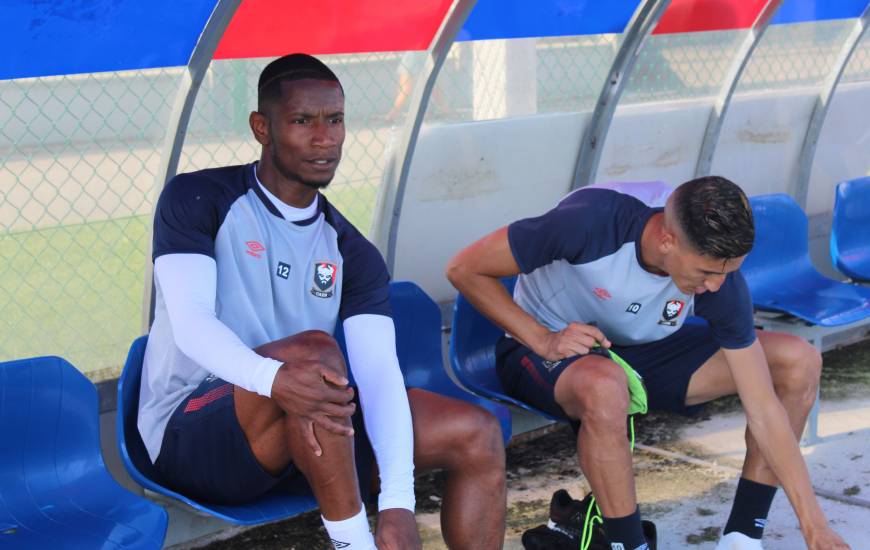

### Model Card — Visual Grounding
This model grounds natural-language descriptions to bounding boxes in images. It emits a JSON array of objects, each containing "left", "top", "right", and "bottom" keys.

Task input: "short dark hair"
[
  {"left": 671, "top": 175, "right": 754, "bottom": 258},
  {"left": 257, "top": 53, "right": 343, "bottom": 112}
]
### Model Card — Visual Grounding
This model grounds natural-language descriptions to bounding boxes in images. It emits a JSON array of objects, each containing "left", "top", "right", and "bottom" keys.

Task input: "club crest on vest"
[
  {"left": 311, "top": 261, "right": 338, "bottom": 298},
  {"left": 657, "top": 299, "right": 684, "bottom": 326}
]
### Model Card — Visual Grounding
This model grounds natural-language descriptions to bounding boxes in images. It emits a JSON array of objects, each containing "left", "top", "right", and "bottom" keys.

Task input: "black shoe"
[
  {"left": 642, "top": 518, "right": 657, "bottom": 550},
  {"left": 521, "top": 490, "right": 658, "bottom": 550},
  {"left": 522, "top": 490, "right": 608, "bottom": 550}
]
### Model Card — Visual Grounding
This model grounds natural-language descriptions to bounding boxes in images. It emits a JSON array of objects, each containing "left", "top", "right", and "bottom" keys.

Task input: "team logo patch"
[
  {"left": 626, "top": 302, "right": 642, "bottom": 314},
  {"left": 276, "top": 261, "right": 291, "bottom": 280},
  {"left": 658, "top": 299, "right": 685, "bottom": 326},
  {"left": 245, "top": 240, "right": 265, "bottom": 258},
  {"left": 311, "top": 261, "right": 338, "bottom": 298},
  {"left": 592, "top": 287, "right": 612, "bottom": 300}
]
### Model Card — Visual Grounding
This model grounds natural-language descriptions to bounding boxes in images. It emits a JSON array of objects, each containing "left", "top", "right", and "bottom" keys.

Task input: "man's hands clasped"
[{"left": 270, "top": 359, "right": 356, "bottom": 456}]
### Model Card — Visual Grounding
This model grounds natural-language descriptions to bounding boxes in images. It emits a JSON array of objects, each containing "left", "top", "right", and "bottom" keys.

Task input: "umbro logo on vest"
[
  {"left": 593, "top": 287, "right": 612, "bottom": 300},
  {"left": 245, "top": 241, "right": 265, "bottom": 258},
  {"left": 311, "top": 261, "right": 337, "bottom": 298}
]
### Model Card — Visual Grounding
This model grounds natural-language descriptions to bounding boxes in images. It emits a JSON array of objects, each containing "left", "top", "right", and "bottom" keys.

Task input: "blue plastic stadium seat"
[
  {"left": 336, "top": 281, "right": 512, "bottom": 443},
  {"left": 449, "top": 277, "right": 565, "bottom": 422},
  {"left": 118, "top": 342, "right": 319, "bottom": 525},
  {"left": 0, "top": 356, "right": 167, "bottom": 549},
  {"left": 117, "top": 281, "right": 510, "bottom": 525},
  {"left": 831, "top": 177, "right": 870, "bottom": 281},
  {"left": 742, "top": 194, "right": 870, "bottom": 326}
]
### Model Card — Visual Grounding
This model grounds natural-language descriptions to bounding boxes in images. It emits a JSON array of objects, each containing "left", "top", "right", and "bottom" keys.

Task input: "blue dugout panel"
[
  {"left": 773, "top": 0, "right": 868, "bottom": 25},
  {"left": 2, "top": 0, "right": 217, "bottom": 80},
  {"left": 457, "top": 0, "right": 641, "bottom": 40}
]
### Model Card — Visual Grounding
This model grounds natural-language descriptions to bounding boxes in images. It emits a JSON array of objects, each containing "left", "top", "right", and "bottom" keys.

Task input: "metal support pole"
[
  {"left": 793, "top": 5, "right": 870, "bottom": 208},
  {"left": 375, "top": 0, "right": 478, "bottom": 273},
  {"left": 141, "top": 0, "right": 242, "bottom": 332},
  {"left": 571, "top": 0, "right": 672, "bottom": 191},
  {"left": 695, "top": 0, "right": 784, "bottom": 177},
  {"left": 804, "top": 337, "right": 822, "bottom": 445}
]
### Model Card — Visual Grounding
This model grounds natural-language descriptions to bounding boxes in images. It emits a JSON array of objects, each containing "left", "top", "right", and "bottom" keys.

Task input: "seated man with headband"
[{"left": 138, "top": 53, "right": 506, "bottom": 550}]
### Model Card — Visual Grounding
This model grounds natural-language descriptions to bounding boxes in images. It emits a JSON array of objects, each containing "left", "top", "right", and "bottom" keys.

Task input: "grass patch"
[
  {"left": 0, "top": 184, "right": 379, "bottom": 381},
  {"left": 322, "top": 183, "right": 379, "bottom": 234},
  {"left": 0, "top": 215, "right": 150, "bottom": 380}
]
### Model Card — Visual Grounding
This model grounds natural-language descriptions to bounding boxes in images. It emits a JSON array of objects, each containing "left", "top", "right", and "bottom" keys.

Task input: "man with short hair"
[
  {"left": 138, "top": 53, "right": 506, "bottom": 550},
  {"left": 447, "top": 177, "right": 849, "bottom": 550}
]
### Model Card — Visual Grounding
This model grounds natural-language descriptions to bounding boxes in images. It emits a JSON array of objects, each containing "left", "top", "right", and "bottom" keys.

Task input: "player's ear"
[
  {"left": 250, "top": 110, "right": 270, "bottom": 146},
  {"left": 659, "top": 226, "right": 676, "bottom": 253}
]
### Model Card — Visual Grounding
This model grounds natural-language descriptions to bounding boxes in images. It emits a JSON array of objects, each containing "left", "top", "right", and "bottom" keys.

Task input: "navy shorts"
[
  {"left": 154, "top": 375, "right": 374, "bottom": 505},
  {"left": 495, "top": 322, "right": 721, "bottom": 421}
]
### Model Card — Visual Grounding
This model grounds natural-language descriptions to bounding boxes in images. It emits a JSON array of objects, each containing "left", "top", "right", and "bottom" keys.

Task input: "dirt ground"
[{"left": 191, "top": 336, "right": 870, "bottom": 550}]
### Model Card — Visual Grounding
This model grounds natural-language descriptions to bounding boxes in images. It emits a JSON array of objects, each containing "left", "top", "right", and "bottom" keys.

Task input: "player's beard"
[{"left": 269, "top": 140, "right": 335, "bottom": 190}]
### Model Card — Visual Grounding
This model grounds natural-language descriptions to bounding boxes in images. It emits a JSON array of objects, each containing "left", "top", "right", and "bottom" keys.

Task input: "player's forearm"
[
  {"left": 358, "top": 366, "right": 414, "bottom": 511},
  {"left": 447, "top": 266, "right": 549, "bottom": 353},
  {"left": 730, "top": 343, "right": 829, "bottom": 536},
  {"left": 155, "top": 254, "right": 281, "bottom": 396},
  {"left": 744, "top": 399, "right": 828, "bottom": 534},
  {"left": 343, "top": 315, "right": 415, "bottom": 512}
]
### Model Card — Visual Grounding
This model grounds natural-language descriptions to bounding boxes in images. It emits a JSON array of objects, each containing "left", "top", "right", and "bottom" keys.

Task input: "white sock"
[
  {"left": 321, "top": 506, "right": 376, "bottom": 550},
  {"left": 715, "top": 531, "right": 764, "bottom": 550}
]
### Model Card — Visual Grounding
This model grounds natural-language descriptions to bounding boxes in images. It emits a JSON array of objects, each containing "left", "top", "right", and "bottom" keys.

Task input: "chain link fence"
[
  {"left": 1, "top": 54, "right": 429, "bottom": 381},
  {"left": 622, "top": 30, "right": 746, "bottom": 104},
  {"left": 738, "top": 20, "right": 855, "bottom": 93},
  {"left": 1, "top": 69, "right": 179, "bottom": 381},
  {"left": 5, "top": 20, "right": 870, "bottom": 381},
  {"left": 840, "top": 28, "right": 870, "bottom": 84},
  {"left": 179, "top": 53, "right": 431, "bottom": 233},
  {"left": 426, "top": 36, "right": 618, "bottom": 123}
]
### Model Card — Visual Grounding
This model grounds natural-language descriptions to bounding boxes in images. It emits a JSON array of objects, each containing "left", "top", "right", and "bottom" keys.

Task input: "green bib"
[{"left": 605, "top": 348, "right": 648, "bottom": 416}]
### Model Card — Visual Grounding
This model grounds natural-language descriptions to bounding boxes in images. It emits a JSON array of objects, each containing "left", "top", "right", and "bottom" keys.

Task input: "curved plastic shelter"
[
  {"left": 4, "top": 0, "right": 870, "bottom": 375},
  {"left": 4, "top": 0, "right": 870, "bottom": 544}
]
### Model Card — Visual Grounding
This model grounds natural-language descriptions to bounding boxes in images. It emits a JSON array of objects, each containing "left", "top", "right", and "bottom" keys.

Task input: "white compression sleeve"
[
  {"left": 153, "top": 253, "right": 282, "bottom": 397},
  {"left": 342, "top": 314, "right": 415, "bottom": 512}
]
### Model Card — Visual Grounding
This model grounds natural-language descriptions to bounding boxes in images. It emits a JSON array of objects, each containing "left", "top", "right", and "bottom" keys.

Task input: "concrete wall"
[{"left": 389, "top": 82, "right": 870, "bottom": 302}]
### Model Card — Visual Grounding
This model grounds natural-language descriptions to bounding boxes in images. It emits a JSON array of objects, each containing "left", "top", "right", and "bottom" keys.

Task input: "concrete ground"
[
  {"left": 485, "top": 399, "right": 868, "bottom": 549},
  {"left": 181, "top": 341, "right": 870, "bottom": 550}
]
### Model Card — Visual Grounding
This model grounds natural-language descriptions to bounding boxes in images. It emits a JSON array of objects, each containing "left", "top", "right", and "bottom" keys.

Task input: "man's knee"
[
  {"left": 256, "top": 329, "right": 348, "bottom": 377},
  {"left": 768, "top": 335, "right": 822, "bottom": 402},
  {"left": 450, "top": 406, "right": 505, "bottom": 470},
  {"left": 555, "top": 357, "right": 629, "bottom": 425}
]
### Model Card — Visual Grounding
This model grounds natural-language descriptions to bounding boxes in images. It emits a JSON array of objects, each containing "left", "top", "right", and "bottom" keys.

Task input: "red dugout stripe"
[
  {"left": 214, "top": 0, "right": 453, "bottom": 59},
  {"left": 184, "top": 383, "right": 233, "bottom": 413},
  {"left": 654, "top": 0, "right": 770, "bottom": 34}
]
